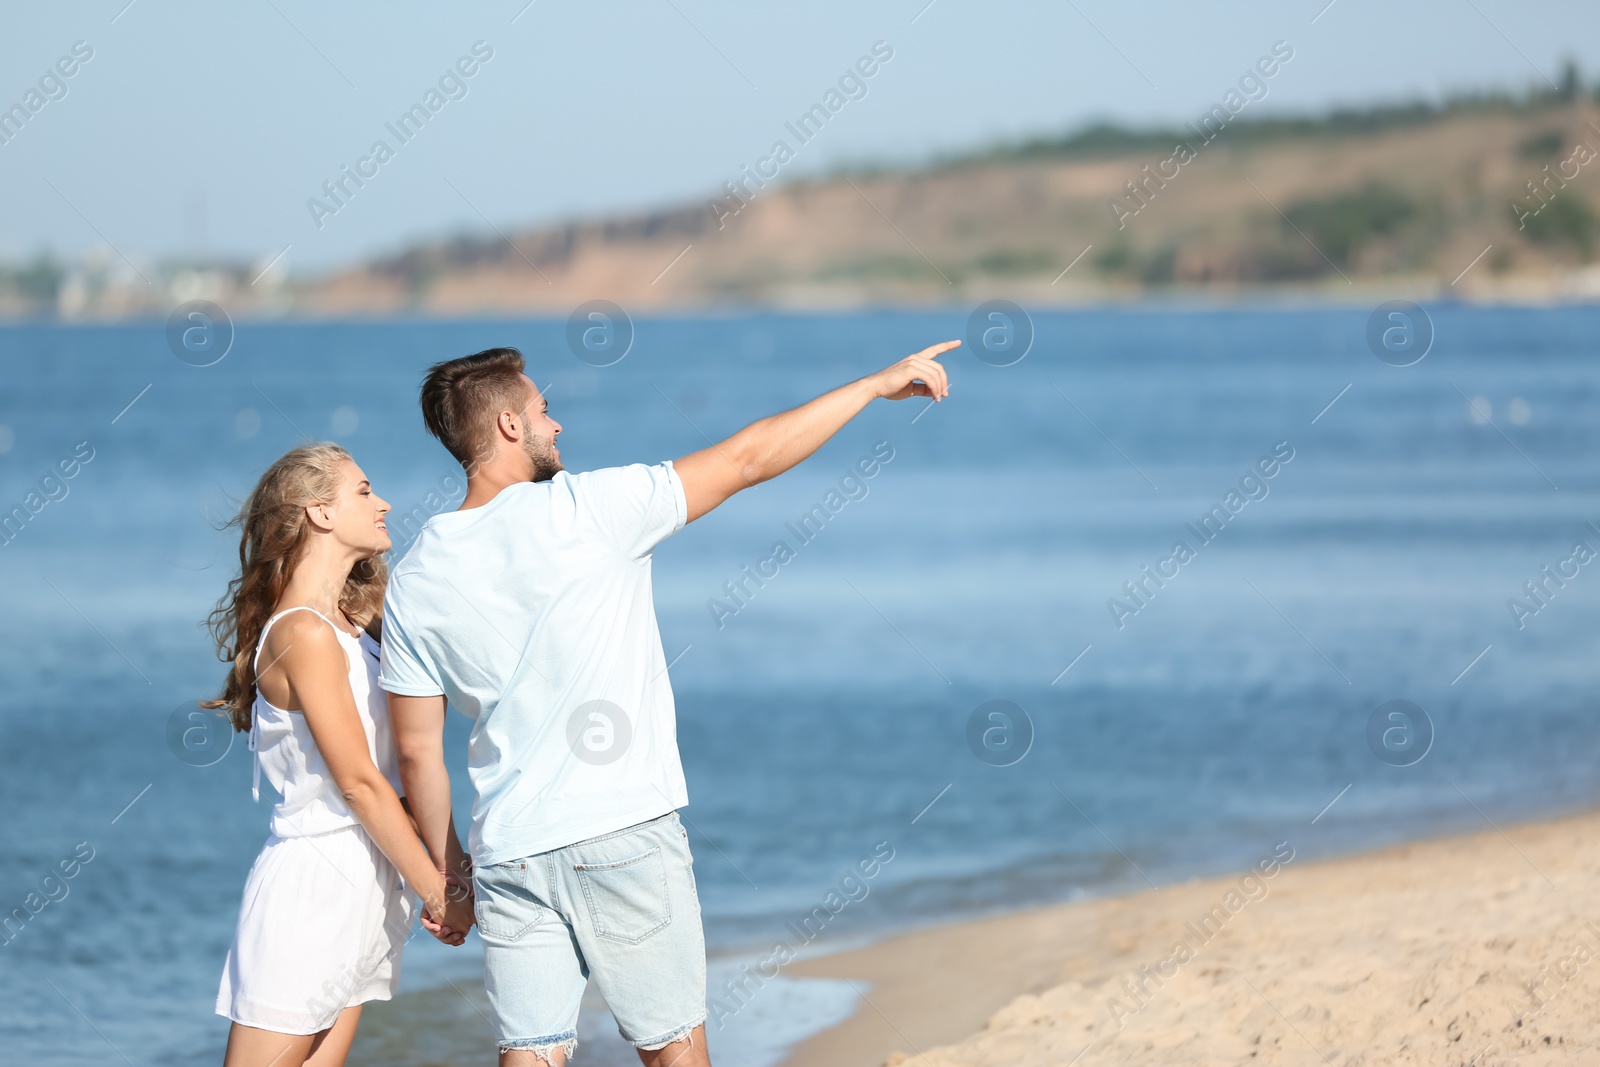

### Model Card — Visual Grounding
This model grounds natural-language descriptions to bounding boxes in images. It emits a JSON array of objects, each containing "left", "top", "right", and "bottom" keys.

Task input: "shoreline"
[
  {"left": 5, "top": 288, "right": 1600, "bottom": 328},
  {"left": 776, "top": 807, "right": 1600, "bottom": 1067}
]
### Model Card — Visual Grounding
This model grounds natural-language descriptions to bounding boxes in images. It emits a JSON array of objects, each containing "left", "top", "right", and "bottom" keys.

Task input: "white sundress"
[{"left": 215, "top": 606, "right": 417, "bottom": 1035}]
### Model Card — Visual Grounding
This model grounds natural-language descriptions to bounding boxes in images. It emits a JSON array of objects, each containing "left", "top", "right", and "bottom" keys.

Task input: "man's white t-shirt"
[{"left": 379, "top": 461, "right": 690, "bottom": 866}]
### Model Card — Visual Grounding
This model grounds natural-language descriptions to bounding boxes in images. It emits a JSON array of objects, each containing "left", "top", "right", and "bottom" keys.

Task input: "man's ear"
[{"left": 497, "top": 408, "right": 520, "bottom": 442}]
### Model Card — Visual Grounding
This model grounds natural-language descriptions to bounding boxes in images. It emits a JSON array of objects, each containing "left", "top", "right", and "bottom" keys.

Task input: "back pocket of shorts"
[
  {"left": 575, "top": 846, "right": 671, "bottom": 945},
  {"left": 473, "top": 862, "right": 547, "bottom": 944}
]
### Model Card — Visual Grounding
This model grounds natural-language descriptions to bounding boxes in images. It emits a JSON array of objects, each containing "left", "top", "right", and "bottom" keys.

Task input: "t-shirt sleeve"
[
  {"left": 580, "top": 460, "right": 689, "bottom": 561},
  {"left": 378, "top": 585, "right": 446, "bottom": 697}
]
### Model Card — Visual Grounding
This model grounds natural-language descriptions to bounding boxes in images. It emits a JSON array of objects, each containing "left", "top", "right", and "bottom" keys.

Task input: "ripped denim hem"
[
  {"left": 632, "top": 1013, "right": 707, "bottom": 1052},
  {"left": 498, "top": 1033, "right": 578, "bottom": 1063}
]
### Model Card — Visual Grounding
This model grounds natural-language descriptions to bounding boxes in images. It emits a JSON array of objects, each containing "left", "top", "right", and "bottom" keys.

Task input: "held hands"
[
  {"left": 867, "top": 340, "right": 959, "bottom": 402},
  {"left": 420, "top": 867, "right": 475, "bottom": 946}
]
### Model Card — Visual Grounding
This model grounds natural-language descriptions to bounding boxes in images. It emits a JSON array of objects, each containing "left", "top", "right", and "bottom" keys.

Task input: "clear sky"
[{"left": 3, "top": 0, "right": 1598, "bottom": 272}]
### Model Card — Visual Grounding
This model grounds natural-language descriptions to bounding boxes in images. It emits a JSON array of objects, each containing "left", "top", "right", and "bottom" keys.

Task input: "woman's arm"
[{"left": 273, "top": 615, "right": 474, "bottom": 936}]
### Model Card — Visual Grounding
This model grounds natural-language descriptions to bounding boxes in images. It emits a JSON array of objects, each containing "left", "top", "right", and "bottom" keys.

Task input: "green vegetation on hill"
[
  {"left": 0, "top": 256, "right": 64, "bottom": 304},
  {"left": 1283, "top": 183, "right": 1417, "bottom": 268},
  {"left": 927, "top": 60, "right": 1596, "bottom": 171},
  {"left": 1519, "top": 129, "right": 1568, "bottom": 160},
  {"left": 1523, "top": 195, "right": 1598, "bottom": 257}
]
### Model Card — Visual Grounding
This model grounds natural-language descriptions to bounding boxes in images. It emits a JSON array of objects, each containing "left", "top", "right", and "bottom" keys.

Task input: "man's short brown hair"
[{"left": 419, "top": 347, "right": 529, "bottom": 468}]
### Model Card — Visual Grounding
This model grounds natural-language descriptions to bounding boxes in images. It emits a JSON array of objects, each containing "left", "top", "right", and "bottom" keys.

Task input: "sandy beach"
[{"left": 781, "top": 810, "right": 1600, "bottom": 1067}]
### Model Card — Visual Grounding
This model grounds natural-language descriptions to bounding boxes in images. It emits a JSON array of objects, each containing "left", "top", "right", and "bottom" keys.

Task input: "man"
[{"left": 383, "top": 339, "right": 956, "bottom": 1066}]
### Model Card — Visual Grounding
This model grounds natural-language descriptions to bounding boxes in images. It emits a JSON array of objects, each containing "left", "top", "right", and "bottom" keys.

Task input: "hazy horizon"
[{"left": 4, "top": 0, "right": 1600, "bottom": 274}]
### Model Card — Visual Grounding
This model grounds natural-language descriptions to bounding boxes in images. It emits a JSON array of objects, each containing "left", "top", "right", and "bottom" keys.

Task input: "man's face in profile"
[{"left": 519, "top": 374, "right": 563, "bottom": 483}]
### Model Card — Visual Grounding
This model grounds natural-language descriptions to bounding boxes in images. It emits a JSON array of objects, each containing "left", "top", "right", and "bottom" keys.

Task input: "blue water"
[{"left": 3, "top": 305, "right": 1600, "bottom": 1065}]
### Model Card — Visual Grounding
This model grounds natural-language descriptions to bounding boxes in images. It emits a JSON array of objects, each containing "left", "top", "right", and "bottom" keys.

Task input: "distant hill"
[{"left": 9, "top": 77, "right": 1600, "bottom": 320}]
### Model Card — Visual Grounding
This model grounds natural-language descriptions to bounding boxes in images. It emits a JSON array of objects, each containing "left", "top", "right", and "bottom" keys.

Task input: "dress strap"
[
  {"left": 253, "top": 606, "right": 344, "bottom": 670},
  {"left": 251, "top": 715, "right": 261, "bottom": 804}
]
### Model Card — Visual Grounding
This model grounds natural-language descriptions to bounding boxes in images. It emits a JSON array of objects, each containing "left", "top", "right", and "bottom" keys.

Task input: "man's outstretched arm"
[{"left": 675, "top": 339, "right": 958, "bottom": 523}]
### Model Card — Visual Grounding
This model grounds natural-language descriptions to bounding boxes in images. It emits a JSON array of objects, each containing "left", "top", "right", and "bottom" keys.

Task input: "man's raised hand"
[{"left": 868, "top": 340, "right": 959, "bottom": 402}]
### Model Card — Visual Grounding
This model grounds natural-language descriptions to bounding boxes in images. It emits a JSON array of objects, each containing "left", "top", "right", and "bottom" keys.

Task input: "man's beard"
[{"left": 523, "top": 433, "right": 564, "bottom": 482}]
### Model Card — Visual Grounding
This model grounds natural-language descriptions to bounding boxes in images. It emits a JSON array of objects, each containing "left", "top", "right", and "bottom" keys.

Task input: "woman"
[{"left": 205, "top": 443, "right": 473, "bottom": 1067}]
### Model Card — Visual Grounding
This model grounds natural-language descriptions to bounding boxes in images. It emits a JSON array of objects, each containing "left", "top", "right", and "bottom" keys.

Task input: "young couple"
[{"left": 206, "top": 338, "right": 956, "bottom": 1066}]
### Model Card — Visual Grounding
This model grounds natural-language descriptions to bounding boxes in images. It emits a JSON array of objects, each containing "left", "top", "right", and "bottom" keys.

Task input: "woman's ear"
[{"left": 305, "top": 502, "right": 335, "bottom": 532}]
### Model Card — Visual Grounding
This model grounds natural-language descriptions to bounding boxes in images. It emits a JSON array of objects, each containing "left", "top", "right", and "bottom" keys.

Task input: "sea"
[{"left": 2, "top": 303, "right": 1600, "bottom": 1066}]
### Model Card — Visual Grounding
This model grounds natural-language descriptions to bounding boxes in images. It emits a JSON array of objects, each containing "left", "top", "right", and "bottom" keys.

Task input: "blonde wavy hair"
[{"left": 203, "top": 443, "right": 386, "bottom": 732}]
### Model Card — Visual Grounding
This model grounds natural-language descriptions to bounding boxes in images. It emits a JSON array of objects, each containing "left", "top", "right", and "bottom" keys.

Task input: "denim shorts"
[{"left": 473, "top": 810, "right": 706, "bottom": 1057}]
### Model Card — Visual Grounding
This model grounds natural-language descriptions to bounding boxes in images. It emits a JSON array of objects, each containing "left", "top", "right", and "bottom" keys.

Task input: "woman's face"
[{"left": 326, "top": 459, "right": 392, "bottom": 555}]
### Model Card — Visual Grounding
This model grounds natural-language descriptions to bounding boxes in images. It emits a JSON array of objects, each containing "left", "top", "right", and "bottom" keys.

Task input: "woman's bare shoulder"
[{"left": 262, "top": 609, "right": 346, "bottom": 666}]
